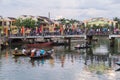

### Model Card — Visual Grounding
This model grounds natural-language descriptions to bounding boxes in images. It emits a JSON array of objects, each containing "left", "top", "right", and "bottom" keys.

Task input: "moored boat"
[
  {"left": 26, "top": 42, "right": 53, "bottom": 48},
  {"left": 52, "top": 41, "right": 69, "bottom": 46},
  {"left": 74, "top": 46, "right": 90, "bottom": 49}
]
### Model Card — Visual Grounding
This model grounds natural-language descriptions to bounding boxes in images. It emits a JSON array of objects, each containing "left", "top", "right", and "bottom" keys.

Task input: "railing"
[{"left": 8, "top": 30, "right": 119, "bottom": 39}]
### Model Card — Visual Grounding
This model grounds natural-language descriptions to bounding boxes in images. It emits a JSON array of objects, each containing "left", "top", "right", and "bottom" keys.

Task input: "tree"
[
  {"left": 113, "top": 17, "right": 120, "bottom": 24},
  {"left": 113, "top": 17, "right": 120, "bottom": 28},
  {"left": 22, "top": 18, "right": 36, "bottom": 28},
  {"left": 14, "top": 18, "right": 23, "bottom": 28},
  {"left": 14, "top": 18, "right": 36, "bottom": 28}
]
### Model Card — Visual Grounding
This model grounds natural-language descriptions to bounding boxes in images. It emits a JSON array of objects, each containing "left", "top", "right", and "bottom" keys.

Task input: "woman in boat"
[
  {"left": 30, "top": 48, "right": 36, "bottom": 57},
  {"left": 14, "top": 48, "right": 18, "bottom": 54}
]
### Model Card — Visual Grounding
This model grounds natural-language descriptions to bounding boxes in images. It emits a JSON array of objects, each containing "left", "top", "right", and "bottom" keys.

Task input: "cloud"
[{"left": 0, "top": 0, "right": 120, "bottom": 20}]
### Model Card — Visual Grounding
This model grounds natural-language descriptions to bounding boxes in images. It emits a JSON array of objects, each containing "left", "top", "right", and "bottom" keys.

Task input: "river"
[{"left": 0, "top": 37, "right": 120, "bottom": 80}]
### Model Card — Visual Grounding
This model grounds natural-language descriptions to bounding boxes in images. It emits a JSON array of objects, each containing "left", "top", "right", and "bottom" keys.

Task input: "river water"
[{"left": 0, "top": 37, "right": 120, "bottom": 80}]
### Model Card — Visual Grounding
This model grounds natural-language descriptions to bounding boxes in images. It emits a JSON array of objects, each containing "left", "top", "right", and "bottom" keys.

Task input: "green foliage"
[
  {"left": 22, "top": 18, "right": 36, "bottom": 28},
  {"left": 113, "top": 17, "right": 120, "bottom": 24},
  {"left": 14, "top": 18, "right": 36, "bottom": 28},
  {"left": 14, "top": 18, "right": 23, "bottom": 28}
]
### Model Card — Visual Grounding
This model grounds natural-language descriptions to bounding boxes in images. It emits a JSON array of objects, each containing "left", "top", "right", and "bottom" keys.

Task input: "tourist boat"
[
  {"left": 13, "top": 53, "right": 27, "bottom": 56},
  {"left": 26, "top": 42, "right": 53, "bottom": 48},
  {"left": 30, "top": 49, "right": 54, "bottom": 59},
  {"left": 116, "top": 62, "right": 120, "bottom": 66}
]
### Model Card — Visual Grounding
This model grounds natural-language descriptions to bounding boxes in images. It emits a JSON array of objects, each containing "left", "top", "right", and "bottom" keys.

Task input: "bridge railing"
[{"left": 8, "top": 30, "right": 113, "bottom": 38}]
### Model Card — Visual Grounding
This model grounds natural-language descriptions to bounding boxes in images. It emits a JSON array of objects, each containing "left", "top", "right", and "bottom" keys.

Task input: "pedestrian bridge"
[
  {"left": 9, "top": 34, "right": 120, "bottom": 40},
  {"left": 9, "top": 34, "right": 87, "bottom": 39}
]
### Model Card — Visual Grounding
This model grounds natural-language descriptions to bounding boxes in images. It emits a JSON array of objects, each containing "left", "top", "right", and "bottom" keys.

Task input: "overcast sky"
[{"left": 0, "top": 0, "right": 120, "bottom": 20}]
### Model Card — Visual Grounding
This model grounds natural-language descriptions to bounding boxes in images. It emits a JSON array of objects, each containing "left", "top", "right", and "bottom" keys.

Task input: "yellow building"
[{"left": 83, "top": 17, "right": 117, "bottom": 28}]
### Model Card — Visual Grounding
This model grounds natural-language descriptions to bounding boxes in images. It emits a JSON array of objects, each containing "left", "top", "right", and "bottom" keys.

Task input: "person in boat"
[
  {"left": 76, "top": 44, "right": 80, "bottom": 47},
  {"left": 36, "top": 49, "right": 40, "bottom": 57},
  {"left": 14, "top": 48, "right": 18, "bottom": 54},
  {"left": 40, "top": 49, "right": 46, "bottom": 56},
  {"left": 22, "top": 48, "right": 27, "bottom": 54},
  {"left": 81, "top": 43, "right": 85, "bottom": 47},
  {"left": 30, "top": 48, "right": 36, "bottom": 57},
  {"left": 46, "top": 49, "right": 54, "bottom": 55}
]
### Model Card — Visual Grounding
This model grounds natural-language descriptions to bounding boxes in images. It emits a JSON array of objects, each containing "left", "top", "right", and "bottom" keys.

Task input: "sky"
[{"left": 0, "top": 0, "right": 120, "bottom": 20}]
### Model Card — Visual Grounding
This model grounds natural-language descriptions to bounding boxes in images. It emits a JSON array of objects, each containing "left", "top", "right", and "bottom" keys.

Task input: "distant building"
[
  {"left": 3, "top": 17, "right": 16, "bottom": 28},
  {"left": 19, "top": 15, "right": 37, "bottom": 21},
  {"left": 83, "top": 17, "right": 117, "bottom": 27},
  {"left": 37, "top": 16, "right": 54, "bottom": 25}
]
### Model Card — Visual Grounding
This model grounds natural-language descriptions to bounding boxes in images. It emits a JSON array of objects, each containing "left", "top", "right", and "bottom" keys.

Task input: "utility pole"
[{"left": 48, "top": 12, "right": 50, "bottom": 19}]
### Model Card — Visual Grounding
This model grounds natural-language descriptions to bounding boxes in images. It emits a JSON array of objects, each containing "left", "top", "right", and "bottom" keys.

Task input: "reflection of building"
[
  {"left": 93, "top": 45, "right": 109, "bottom": 55},
  {"left": 85, "top": 47, "right": 111, "bottom": 66}
]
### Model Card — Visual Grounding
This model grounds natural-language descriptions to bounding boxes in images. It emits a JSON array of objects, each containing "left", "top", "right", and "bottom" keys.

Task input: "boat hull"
[
  {"left": 26, "top": 42, "right": 53, "bottom": 48},
  {"left": 74, "top": 46, "right": 90, "bottom": 49},
  {"left": 30, "top": 54, "right": 52, "bottom": 59},
  {"left": 116, "top": 62, "right": 120, "bottom": 66},
  {"left": 13, "top": 53, "right": 27, "bottom": 56},
  {"left": 30, "top": 50, "right": 53, "bottom": 60}
]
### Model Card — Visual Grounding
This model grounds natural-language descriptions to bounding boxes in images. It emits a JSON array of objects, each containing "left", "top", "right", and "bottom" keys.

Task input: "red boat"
[{"left": 26, "top": 42, "right": 53, "bottom": 48}]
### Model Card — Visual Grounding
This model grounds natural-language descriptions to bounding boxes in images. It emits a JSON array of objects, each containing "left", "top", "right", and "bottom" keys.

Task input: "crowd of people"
[{"left": 9, "top": 26, "right": 112, "bottom": 37}]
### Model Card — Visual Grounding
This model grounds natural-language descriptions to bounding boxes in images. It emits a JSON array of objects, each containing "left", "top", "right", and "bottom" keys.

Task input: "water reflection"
[
  {"left": 1, "top": 38, "right": 120, "bottom": 80},
  {"left": 29, "top": 57, "right": 54, "bottom": 67},
  {"left": 93, "top": 45, "right": 109, "bottom": 55}
]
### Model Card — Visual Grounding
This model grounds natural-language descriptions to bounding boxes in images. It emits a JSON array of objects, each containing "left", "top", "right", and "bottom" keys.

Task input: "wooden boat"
[
  {"left": 26, "top": 42, "right": 53, "bottom": 48},
  {"left": 115, "top": 62, "right": 120, "bottom": 66},
  {"left": 74, "top": 45, "right": 91, "bottom": 50},
  {"left": 52, "top": 41, "right": 69, "bottom": 46},
  {"left": 12, "top": 50, "right": 31, "bottom": 57},
  {"left": 30, "top": 49, "right": 54, "bottom": 59},
  {"left": 13, "top": 53, "right": 27, "bottom": 56}
]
